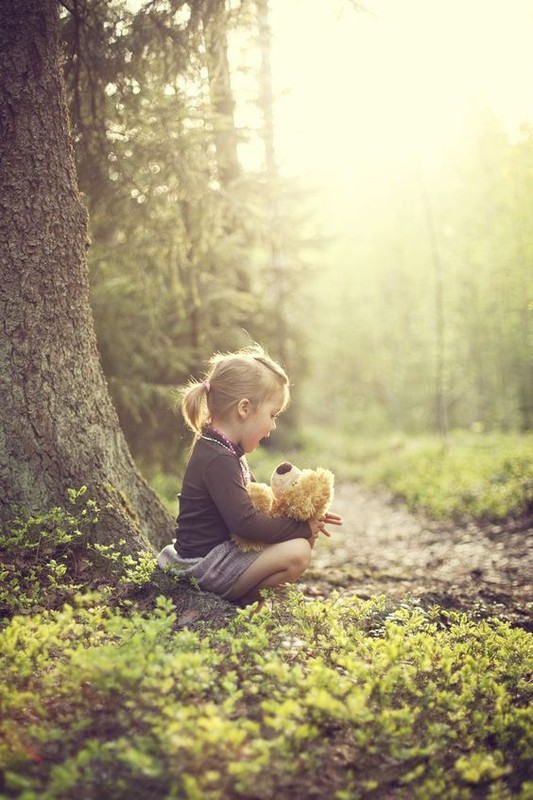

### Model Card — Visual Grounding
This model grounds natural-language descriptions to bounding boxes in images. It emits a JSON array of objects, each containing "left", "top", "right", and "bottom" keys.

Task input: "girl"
[{"left": 157, "top": 344, "right": 342, "bottom": 606}]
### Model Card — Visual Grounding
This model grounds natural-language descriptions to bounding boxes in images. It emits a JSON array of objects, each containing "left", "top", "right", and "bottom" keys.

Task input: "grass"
[{"left": 0, "top": 591, "right": 531, "bottom": 799}]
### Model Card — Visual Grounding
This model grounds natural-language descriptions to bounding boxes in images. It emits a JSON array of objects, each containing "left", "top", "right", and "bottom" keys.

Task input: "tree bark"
[{"left": 0, "top": 0, "right": 173, "bottom": 552}]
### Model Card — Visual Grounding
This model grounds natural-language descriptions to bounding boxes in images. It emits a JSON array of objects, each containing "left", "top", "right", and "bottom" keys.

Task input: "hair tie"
[{"left": 203, "top": 380, "right": 211, "bottom": 393}]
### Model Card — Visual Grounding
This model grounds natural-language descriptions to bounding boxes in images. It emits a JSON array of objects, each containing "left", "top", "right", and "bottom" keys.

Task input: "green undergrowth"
[
  {"left": 1, "top": 490, "right": 531, "bottom": 798},
  {"left": 0, "top": 487, "right": 156, "bottom": 620},
  {"left": 0, "top": 591, "right": 531, "bottom": 799},
  {"left": 362, "top": 432, "right": 533, "bottom": 520}
]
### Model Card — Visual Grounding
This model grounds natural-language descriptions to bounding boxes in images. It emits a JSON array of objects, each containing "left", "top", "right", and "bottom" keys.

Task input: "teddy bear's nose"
[{"left": 276, "top": 462, "right": 293, "bottom": 475}]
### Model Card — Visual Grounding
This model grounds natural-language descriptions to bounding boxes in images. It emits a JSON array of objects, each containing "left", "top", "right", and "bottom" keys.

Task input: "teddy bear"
[{"left": 231, "top": 461, "right": 335, "bottom": 552}]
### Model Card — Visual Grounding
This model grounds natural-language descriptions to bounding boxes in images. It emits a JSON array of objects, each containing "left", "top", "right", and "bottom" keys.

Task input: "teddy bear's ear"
[
  {"left": 246, "top": 482, "right": 274, "bottom": 514},
  {"left": 274, "top": 462, "right": 293, "bottom": 475}
]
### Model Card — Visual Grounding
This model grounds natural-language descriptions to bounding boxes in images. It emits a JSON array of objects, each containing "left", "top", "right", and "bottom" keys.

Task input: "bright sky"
[{"left": 269, "top": 0, "right": 533, "bottom": 189}]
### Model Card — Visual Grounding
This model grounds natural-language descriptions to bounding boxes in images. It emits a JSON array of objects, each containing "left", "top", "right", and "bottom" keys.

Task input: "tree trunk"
[
  {"left": 421, "top": 183, "right": 449, "bottom": 442},
  {"left": 256, "top": 0, "right": 276, "bottom": 176},
  {"left": 202, "top": 0, "right": 240, "bottom": 187},
  {"left": 0, "top": 0, "right": 173, "bottom": 552}
]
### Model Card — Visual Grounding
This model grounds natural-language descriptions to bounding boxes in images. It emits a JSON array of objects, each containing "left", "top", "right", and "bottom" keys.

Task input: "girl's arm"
[{"left": 205, "top": 457, "right": 313, "bottom": 545}]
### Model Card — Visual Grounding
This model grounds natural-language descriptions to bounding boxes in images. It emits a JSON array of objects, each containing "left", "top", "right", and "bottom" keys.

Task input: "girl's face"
[{"left": 237, "top": 387, "right": 286, "bottom": 454}]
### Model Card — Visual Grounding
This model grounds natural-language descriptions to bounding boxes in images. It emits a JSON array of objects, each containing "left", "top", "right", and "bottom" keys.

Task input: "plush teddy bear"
[{"left": 232, "top": 461, "right": 335, "bottom": 552}]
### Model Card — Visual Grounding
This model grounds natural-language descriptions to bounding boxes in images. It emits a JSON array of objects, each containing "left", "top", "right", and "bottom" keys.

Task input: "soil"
[{"left": 303, "top": 483, "right": 533, "bottom": 631}]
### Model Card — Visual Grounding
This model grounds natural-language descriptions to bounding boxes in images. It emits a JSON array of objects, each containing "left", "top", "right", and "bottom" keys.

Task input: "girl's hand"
[{"left": 309, "top": 511, "right": 343, "bottom": 542}]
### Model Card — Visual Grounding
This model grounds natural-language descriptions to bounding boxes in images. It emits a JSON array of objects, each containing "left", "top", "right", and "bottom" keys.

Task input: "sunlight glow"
[{"left": 269, "top": 0, "right": 533, "bottom": 189}]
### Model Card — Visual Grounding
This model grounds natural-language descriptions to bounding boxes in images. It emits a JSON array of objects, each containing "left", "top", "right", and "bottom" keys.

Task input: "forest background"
[{"left": 58, "top": 0, "right": 533, "bottom": 503}]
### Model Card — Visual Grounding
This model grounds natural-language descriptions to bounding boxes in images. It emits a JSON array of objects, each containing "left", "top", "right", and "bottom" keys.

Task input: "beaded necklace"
[{"left": 201, "top": 426, "right": 251, "bottom": 486}]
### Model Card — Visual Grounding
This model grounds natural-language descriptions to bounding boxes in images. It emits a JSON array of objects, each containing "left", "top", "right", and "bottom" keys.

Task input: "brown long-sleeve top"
[{"left": 174, "top": 431, "right": 312, "bottom": 558}]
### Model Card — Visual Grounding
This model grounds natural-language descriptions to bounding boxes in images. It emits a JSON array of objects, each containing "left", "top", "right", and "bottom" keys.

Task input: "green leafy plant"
[
  {"left": 0, "top": 487, "right": 99, "bottom": 617},
  {"left": 1, "top": 591, "right": 530, "bottom": 799},
  {"left": 0, "top": 489, "right": 162, "bottom": 623},
  {"left": 87, "top": 541, "right": 156, "bottom": 586},
  {"left": 364, "top": 433, "right": 533, "bottom": 520}
]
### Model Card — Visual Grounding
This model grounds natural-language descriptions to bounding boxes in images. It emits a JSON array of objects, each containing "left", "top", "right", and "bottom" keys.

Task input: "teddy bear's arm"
[{"left": 246, "top": 482, "right": 274, "bottom": 514}]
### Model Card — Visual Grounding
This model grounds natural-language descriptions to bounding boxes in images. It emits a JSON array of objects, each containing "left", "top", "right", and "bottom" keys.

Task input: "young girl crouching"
[{"left": 157, "top": 344, "right": 341, "bottom": 606}]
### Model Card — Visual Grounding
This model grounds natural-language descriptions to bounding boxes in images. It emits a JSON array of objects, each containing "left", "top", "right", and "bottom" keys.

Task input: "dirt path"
[{"left": 304, "top": 483, "right": 533, "bottom": 631}]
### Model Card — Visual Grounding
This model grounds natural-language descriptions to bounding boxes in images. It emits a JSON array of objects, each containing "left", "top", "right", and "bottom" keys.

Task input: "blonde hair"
[{"left": 179, "top": 344, "right": 290, "bottom": 435}]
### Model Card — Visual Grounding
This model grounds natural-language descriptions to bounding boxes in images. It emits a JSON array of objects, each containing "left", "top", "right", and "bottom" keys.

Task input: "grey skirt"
[{"left": 157, "top": 540, "right": 261, "bottom": 600}]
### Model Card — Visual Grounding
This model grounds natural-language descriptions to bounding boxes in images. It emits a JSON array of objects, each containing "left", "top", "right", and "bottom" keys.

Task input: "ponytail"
[{"left": 179, "top": 380, "right": 210, "bottom": 435}]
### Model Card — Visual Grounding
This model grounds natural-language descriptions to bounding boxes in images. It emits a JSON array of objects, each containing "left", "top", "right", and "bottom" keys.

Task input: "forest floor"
[{"left": 302, "top": 482, "right": 533, "bottom": 631}]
